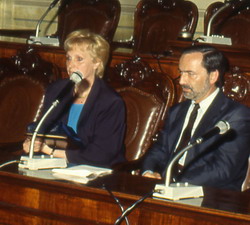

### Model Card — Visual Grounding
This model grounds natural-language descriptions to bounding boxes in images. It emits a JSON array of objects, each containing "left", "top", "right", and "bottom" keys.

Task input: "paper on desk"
[{"left": 52, "top": 165, "right": 112, "bottom": 183}]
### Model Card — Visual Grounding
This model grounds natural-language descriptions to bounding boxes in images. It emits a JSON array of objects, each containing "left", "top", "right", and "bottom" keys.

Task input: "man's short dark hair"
[{"left": 182, "top": 45, "right": 229, "bottom": 86}]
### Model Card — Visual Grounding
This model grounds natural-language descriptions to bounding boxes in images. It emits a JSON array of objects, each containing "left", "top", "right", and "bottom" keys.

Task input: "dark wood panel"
[
  {"left": 0, "top": 170, "right": 250, "bottom": 225},
  {"left": 1, "top": 40, "right": 250, "bottom": 79}
]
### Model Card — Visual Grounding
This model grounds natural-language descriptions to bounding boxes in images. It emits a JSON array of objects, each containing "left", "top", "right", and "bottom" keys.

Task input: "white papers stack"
[{"left": 52, "top": 165, "right": 112, "bottom": 184}]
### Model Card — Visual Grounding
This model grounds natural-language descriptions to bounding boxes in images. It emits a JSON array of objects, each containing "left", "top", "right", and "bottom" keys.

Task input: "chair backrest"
[
  {"left": 132, "top": 0, "right": 198, "bottom": 53},
  {"left": 56, "top": 0, "right": 121, "bottom": 46},
  {"left": 105, "top": 55, "right": 176, "bottom": 161},
  {"left": 116, "top": 87, "right": 163, "bottom": 161},
  {"left": 0, "top": 47, "right": 59, "bottom": 148},
  {"left": 222, "top": 67, "right": 250, "bottom": 108},
  {"left": 222, "top": 67, "right": 250, "bottom": 191},
  {"left": 204, "top": 0, "right": 250, "bottom": 47},
  {"left": 225, "top": 68, "right": 250, "bottom": 191}
]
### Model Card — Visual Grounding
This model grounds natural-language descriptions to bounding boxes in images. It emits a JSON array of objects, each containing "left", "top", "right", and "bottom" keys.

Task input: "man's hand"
[{"left": 142, "top": 171, "right": 162, "bottom": 179}]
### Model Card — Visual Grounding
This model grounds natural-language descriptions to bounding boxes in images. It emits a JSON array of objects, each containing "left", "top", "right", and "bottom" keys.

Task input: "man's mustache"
[{"left": 181, "top": 85, "right": 193, "bottom": 91}]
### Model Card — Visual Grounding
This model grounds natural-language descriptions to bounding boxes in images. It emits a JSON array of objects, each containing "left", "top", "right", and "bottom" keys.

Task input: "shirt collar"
[{"left": 191, "top": 88, "right": 220, "bottom": 112}]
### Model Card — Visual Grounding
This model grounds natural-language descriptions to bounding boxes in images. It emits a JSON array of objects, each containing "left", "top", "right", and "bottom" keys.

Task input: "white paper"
[{"left": 52, "top": 164, "right": 112, "bottom": 183}]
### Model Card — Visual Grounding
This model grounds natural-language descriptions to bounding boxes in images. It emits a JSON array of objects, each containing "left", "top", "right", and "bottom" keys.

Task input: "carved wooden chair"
[
  {"left": 204, "top": 0, "right": 250, "bottom": 47},
  {"left": 115, "top": 0, "right": 198, "bottom": 54},
  {"left": 0, "top": 0, "right": 120, "bottom": 46},
  {"left": 222, "top": 66, "right": 250, "bottom": 191},
  {"left": 54, "top": 0, "right": 121, "bottom": 46},
  {"left": 222, "top": 67, "right": 250, "bottom": 108},
  {"left": 0, "top": 46, "right": 59, "bottom": 162},
  {"left": 105, "top": 55, "right": 176, "bottom": 172}
]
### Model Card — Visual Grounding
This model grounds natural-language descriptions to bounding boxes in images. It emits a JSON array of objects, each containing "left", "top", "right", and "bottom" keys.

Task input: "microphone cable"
[
  {"left": 0, "top": 160, "right": 20, "bottom": 169},
  {"left": 102, "top": 185, "right": 130, "bottom": 225},
  {"left": 114, "top": 189, "right": 154, "bottom": 225}
]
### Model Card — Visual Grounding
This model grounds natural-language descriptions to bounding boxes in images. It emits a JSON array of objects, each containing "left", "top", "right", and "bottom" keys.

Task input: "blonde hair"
[{"left": 64, "top": 29, "right": 110, "bottom": 78}]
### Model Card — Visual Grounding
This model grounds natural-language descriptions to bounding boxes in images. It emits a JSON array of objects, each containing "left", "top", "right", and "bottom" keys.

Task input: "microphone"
[
  {"left": 191, "top": 120, "right": 230, "bottom": 145},
  {"left": 28, "top": 0, "right": 60, "bottom": 46},
  {"left": 18, "top": 71, "right": 83, "bottom": 170},
  {"left": 153, "top": 120, "right": 230, "bottom": 201},
  {"left": 70, "top": 71, "right": 83, "bottom": 84}
]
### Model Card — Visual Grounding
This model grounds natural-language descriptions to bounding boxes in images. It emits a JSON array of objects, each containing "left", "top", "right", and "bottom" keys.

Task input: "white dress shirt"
[{"left": 177, "top": 88, "right": 220, "bottom": 166}]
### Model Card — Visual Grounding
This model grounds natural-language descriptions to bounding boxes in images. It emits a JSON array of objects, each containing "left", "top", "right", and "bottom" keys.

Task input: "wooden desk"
[{"left": 0, "top": 168, "right": 250, "bottom": 225}]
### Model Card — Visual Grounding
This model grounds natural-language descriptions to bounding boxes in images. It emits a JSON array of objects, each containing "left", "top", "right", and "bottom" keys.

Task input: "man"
[{"left": 141, "top": 45, "right": 250, "bottom": 191}]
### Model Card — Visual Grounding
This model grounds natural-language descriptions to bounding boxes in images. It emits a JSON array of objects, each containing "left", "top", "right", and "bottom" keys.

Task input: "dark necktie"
[
  {"left": 175, "top": 103, "right": 200, "bottom": 154},
  {"left": 172, "top": 103, "right": 200, "bottom": 180}
]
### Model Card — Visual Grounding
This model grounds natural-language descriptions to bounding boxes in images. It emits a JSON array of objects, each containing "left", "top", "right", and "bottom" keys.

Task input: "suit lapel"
[
  {"left": 52, "top": 81, "right": 75, "bottom": 123},
  {"left": 192, "top": 91, "right": 227, "bottom": 141},
  {"left": 168, "top": 100, "right": 191, "bottom": 155},
  {"left": 185, "top": 91, "right": 228, "bottom": 163}
]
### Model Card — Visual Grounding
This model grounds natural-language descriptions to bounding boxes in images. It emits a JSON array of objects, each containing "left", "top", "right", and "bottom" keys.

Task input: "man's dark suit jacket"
[
  {"left": 141, "top": 90, "right": 250, "bottom": 190},
  {"left": 38, "top": 77, "right": 126, "bottom": 168}
]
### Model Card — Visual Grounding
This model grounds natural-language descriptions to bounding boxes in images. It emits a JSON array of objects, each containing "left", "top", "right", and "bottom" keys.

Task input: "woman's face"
[{"left": 66, "top": 44, "right": 99, "bottom": 84}]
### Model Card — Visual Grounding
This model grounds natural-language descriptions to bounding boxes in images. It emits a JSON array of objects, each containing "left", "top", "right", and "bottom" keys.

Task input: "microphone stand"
[
  {"left": 153, "top": 121, "right": 230, "bottom": 200},
  {"left": 164, "top": 139, "right": 201, "bottom": 187},
  {"left": 28, "top": 0, "right": 60, "bottom": 46},
  {"left": 153, "top": 139, "right": 204, "bottom": 201},
  {"left": 206, "top": 2, "right": 230, "bottom": 36},
  {"left": 19, "top": 98, "right": 67, "bottom": 170},
  {"left": 19, "top": 72, "right": 84, "bottom": 170},
  {"left": 197, "top": 2, "right": 232, "bottom": 45},
  {"left": 28, "top": 100, "right": 59, "bottom": 159},
  {"left": 35, "top": 0, "right": 60, "bottom": 37}
]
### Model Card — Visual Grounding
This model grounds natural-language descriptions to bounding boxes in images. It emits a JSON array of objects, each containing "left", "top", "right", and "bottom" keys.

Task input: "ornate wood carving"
[
  {"left": 114, "top": 55, "right": 152, "bottom": 86},
  {"left": 223, "top": 66, "right": 250, "bottom": 107}
]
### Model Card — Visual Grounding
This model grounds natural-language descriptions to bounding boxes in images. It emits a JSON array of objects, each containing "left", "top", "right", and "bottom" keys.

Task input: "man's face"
[{"left": 178, "top": 52, "right": 217, "bottom": 103}]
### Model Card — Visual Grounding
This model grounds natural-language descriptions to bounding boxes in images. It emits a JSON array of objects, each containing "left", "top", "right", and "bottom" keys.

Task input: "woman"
[{"left": 23, "top": 30, "right": 126, "bottom": 168}]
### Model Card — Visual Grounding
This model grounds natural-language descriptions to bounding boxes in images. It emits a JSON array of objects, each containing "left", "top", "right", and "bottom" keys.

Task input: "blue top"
[{"left": 67, "top": 104, "right": 84, "bottom": 133}]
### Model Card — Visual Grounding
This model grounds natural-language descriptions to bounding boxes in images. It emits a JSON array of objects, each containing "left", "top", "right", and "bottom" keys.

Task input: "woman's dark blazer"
[{"left": 39, "top": 77, "right": 126, "bottom": 168}]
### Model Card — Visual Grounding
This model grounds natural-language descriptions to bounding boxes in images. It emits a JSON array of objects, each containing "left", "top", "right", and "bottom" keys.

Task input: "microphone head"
[
  {"left": 216, "top": 120, "right": 230, "bottom": 134},
  {"left": 70, "top": 71, "right": 83, "bottom": 84}
]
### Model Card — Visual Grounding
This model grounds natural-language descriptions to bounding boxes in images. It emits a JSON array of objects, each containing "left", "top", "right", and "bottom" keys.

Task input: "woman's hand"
[
  {"left": 22, "top": 138, "right": 53, "bottom": 155},
  {"left": 22, "top": 138, "right": 33, "bottom": 153}
]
